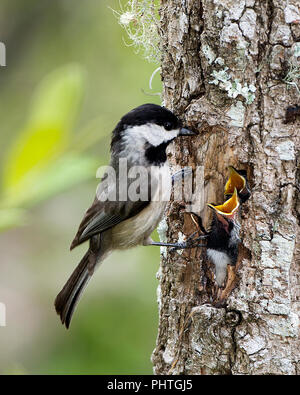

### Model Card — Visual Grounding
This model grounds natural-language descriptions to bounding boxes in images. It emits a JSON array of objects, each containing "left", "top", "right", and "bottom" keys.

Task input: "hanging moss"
[{"left": 111, "top": 0, "right": 161, "bottom": 64}]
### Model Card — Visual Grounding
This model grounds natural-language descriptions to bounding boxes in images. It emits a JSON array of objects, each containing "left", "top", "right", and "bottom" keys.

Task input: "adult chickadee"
[
  {"left": 206, "top": 188, "right": 241, "bottom": 287},
  {"left": 224, "top": 166, "right": 250, "bottom": 203},
  {"left": 55, "top": 103, "right": 196, "bottom": 328}
]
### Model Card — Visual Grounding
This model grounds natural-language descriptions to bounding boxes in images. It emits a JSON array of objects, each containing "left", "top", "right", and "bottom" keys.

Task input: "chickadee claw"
[{"left": 169, "top": 240, "right": 206, "bottom": 253}]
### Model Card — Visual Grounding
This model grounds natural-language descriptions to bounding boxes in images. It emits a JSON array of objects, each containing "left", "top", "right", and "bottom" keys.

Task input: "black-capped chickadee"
[{"left": 55, "top": 103, "right": 196, "bottom": 328}]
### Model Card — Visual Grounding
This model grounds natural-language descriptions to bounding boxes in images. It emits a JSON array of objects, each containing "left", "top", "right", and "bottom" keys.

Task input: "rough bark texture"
[{"left": 152, "top": 0, "right": 300, "bottom": 375}]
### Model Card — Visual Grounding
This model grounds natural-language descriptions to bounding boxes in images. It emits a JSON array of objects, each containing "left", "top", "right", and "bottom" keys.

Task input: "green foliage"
[
  {"left": 0, "top": 65, "right": 101, "bottom": 228},
  {"left": 0, "top": 208, "right": 28, "bottom": 231},
  {"left": 3, "top": 65, "right": 84, "bottom": 191},
  {"left": 34, "top": 294, "right": 158, "bottom": 374}
]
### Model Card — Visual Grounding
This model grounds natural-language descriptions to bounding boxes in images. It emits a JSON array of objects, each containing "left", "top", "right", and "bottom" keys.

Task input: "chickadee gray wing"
[{"left": 70, "top": 198, "right": 150, "bottom": 250}]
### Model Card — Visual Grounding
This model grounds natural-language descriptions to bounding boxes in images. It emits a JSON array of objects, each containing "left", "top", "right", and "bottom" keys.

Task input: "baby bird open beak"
[
  {"left": 224, "top": 166, "right": 250, "bottom": 203},
  {"left": 208, "top": 188, "right": 240, "bottom": 220}
]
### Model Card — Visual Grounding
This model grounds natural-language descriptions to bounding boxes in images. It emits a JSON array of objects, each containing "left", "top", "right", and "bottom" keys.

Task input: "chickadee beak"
[
  {"left": 179, "top": 127, "right": 197, "bottom": 136},
  {"left": 207, "top": 188, "right": 240, "bottom": 220}
]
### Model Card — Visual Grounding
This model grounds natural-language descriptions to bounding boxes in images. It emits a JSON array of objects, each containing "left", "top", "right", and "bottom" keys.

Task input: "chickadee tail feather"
[{"left": 55, "top": 251, "right": 92, "bottom": 329}]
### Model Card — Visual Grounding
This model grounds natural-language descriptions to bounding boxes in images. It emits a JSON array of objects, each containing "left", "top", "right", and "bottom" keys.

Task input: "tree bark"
[{"left": 152, "top": 0, "right": 300, "bottom": 375}]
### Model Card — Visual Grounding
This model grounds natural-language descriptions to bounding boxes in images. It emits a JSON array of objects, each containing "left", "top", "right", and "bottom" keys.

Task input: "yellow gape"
[
  {"left": 224, "top": 166, "right": 246, "bottom": 196},
  {"left": 207, "top": 188, "right": 239, "bottom": 217}
]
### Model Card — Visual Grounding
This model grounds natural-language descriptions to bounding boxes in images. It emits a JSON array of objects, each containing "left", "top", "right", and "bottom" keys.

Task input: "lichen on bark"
[{"left": 152, "top": 0, "right": 300, "bottom": 375}]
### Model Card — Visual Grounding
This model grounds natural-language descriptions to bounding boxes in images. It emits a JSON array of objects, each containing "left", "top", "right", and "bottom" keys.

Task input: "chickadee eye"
[{"left": 164, "top": 122, "right": 173, "bottom": 131}]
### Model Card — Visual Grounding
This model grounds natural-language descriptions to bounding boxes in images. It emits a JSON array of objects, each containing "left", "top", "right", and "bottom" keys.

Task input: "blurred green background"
[{"left": 0, "top": 0, "right": 162, "bottom": 374}]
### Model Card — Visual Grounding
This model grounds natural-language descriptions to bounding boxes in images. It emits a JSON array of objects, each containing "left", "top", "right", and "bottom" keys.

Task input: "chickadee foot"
[
  {"left": 145, "top": 232, "right": 207, "bottom": 252},
  {"left": 146, "top": 241, "right": 203, "bottom": 249},
  {"left": 169, "top": 239, "right": 207, "bottom": 252},
  {"left": 169, "top": 232, "right": 208, "bottom": 252},
  {"left": 186, "top": 230, "right": 209, "bottom": 244},
  {"left": 143, "top": 237, "right": 186, "bottom": 249}
]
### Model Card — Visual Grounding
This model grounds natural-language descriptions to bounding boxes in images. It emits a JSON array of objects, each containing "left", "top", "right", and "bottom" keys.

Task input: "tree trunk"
[{"left": 152, "top": 0, "right": 300, "bottom": 375}]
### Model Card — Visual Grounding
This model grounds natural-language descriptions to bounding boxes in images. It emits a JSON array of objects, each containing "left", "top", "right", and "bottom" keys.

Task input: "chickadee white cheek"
[{"left": 127, "top": 124, "right": 179, "bottom": 147}]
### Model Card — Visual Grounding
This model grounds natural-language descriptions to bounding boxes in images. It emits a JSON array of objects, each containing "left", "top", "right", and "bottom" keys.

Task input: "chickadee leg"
[
  {"left": 186, "top": 232, "right": 209, "bottom": 244},
  {"left": 143, "top": 236, "right": 180, "bottom": 248},
  {"left": 143, "top": 236, "right": 206, "bottom": 250},
  {"left": 169, "top": 241, "right": 207, "bottom": 252},
  {"left": 169, "top": 232, "right": 208, "bottom": 252},
  {"left": 145, "top": 240, "right": 203, "bottom": 248}
]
